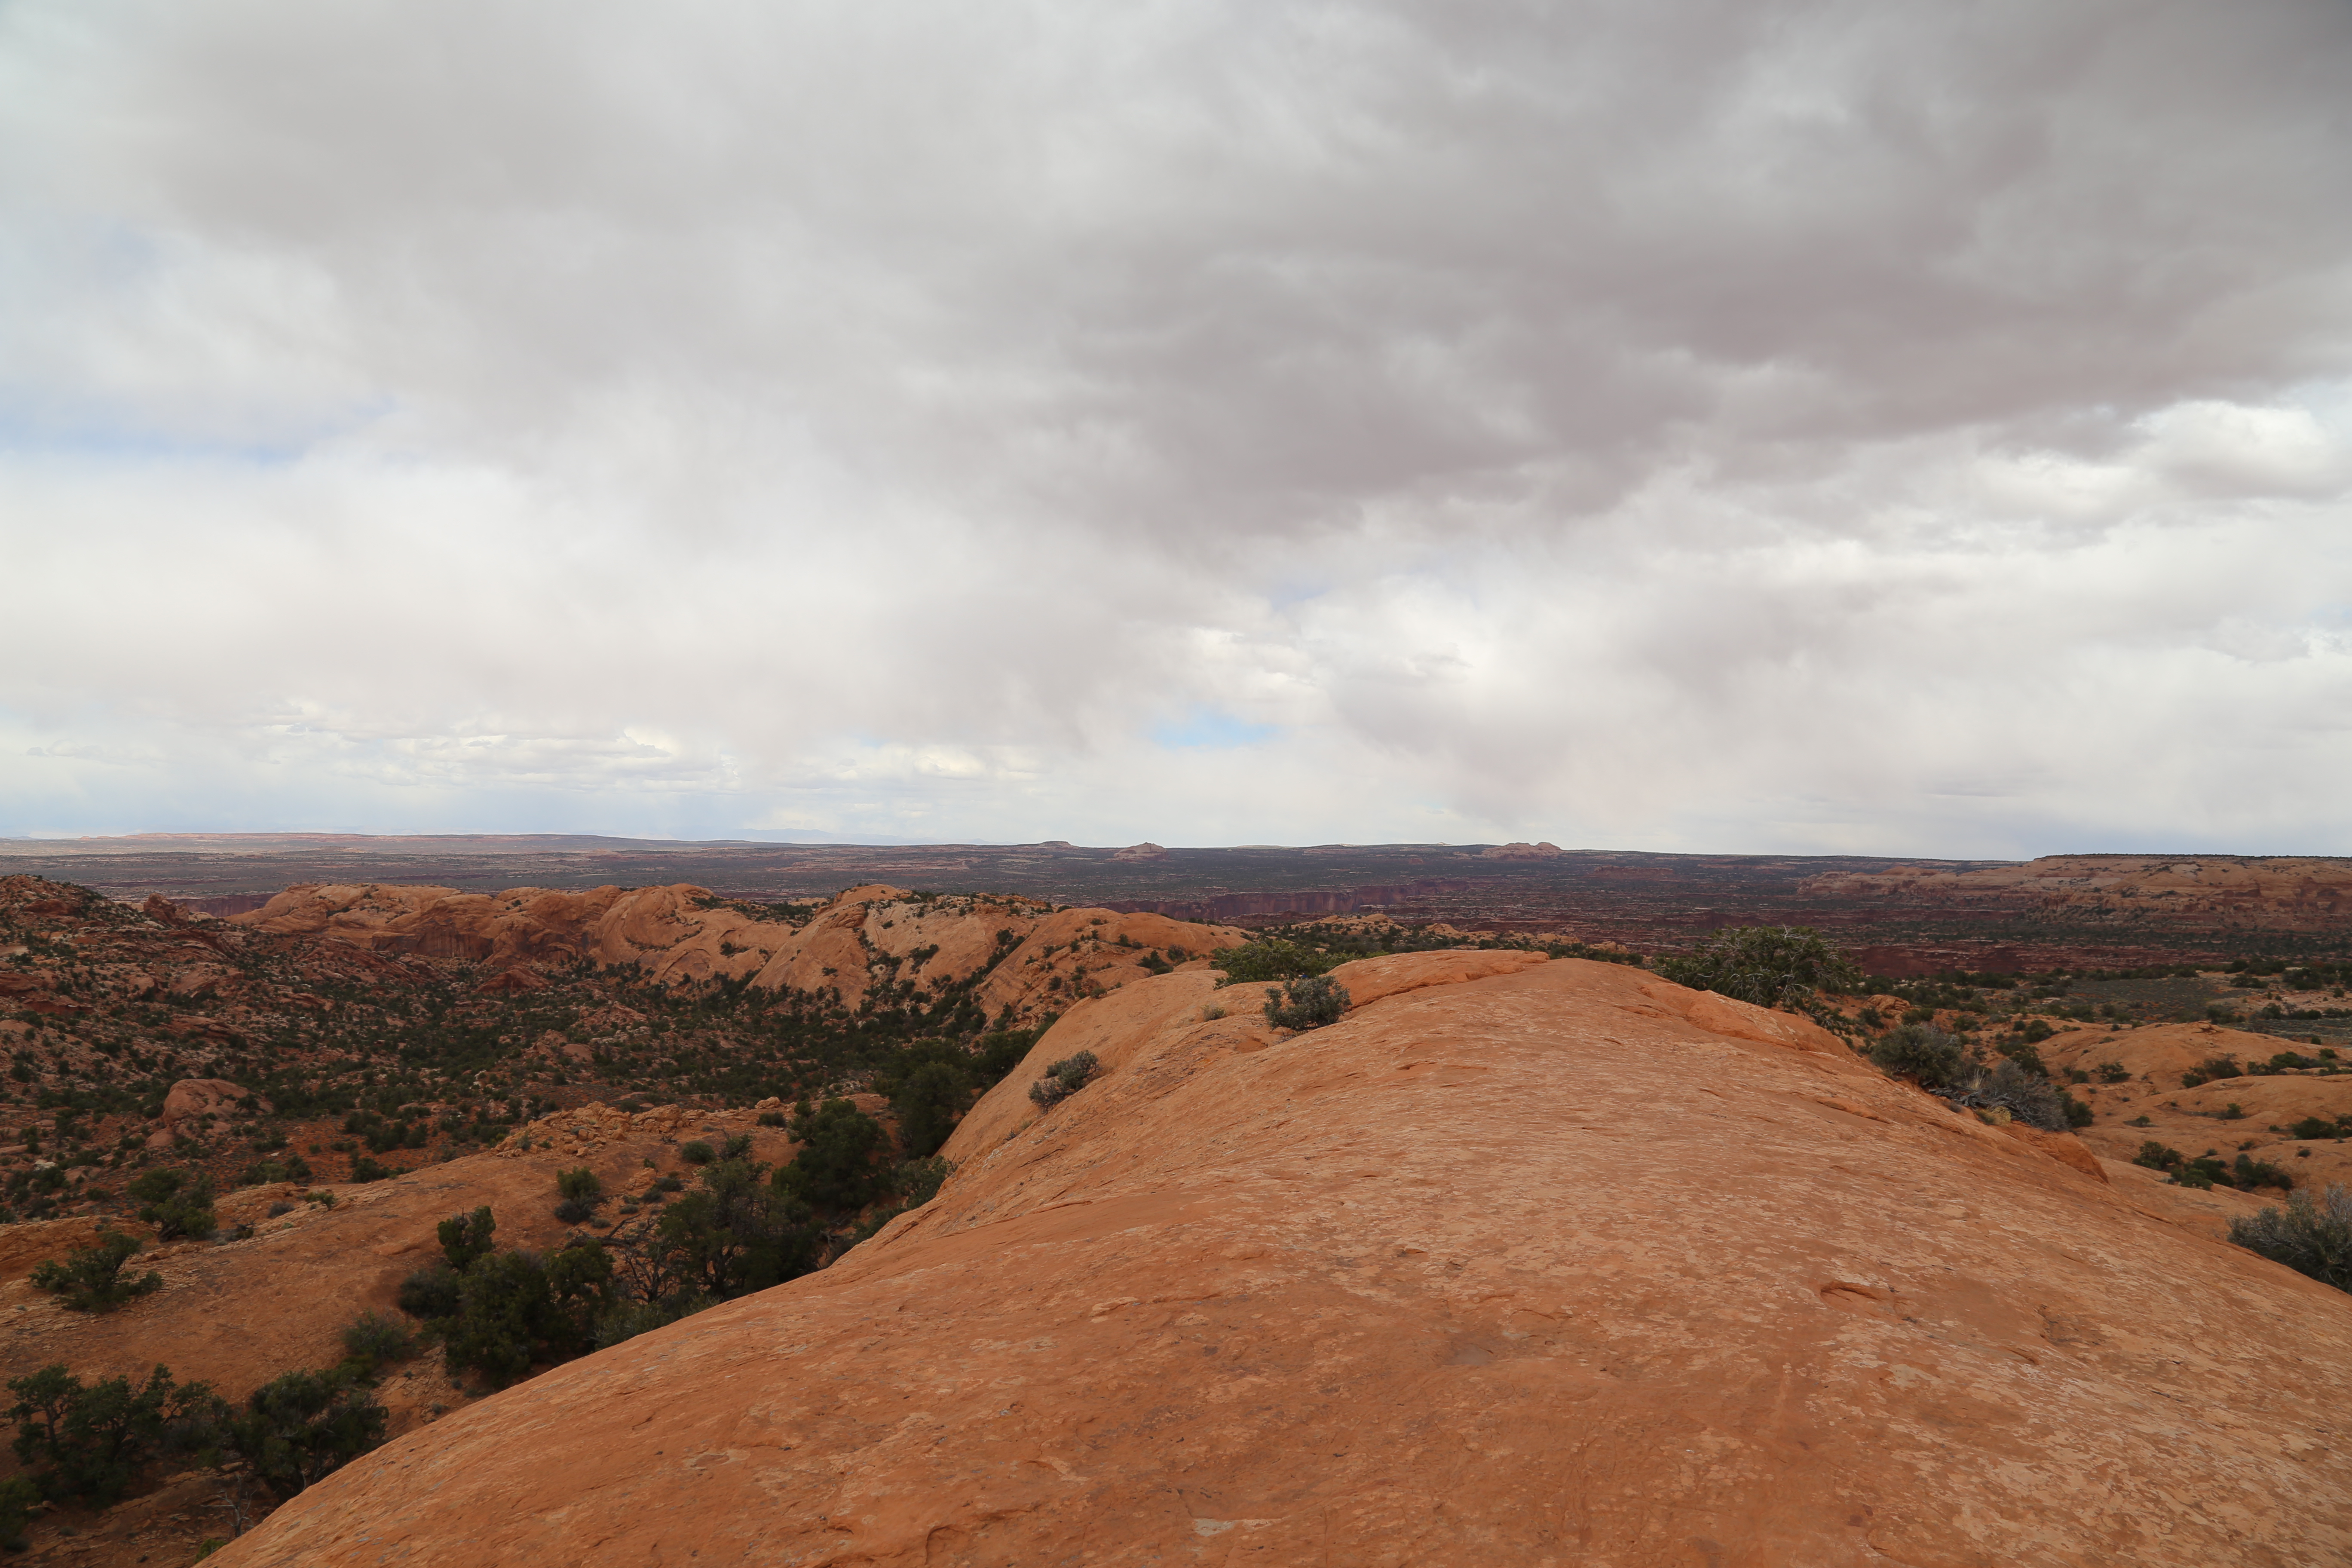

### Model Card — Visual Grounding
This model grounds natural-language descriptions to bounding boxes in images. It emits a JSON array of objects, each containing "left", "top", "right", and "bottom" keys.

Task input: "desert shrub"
[
  {"left": 2013, "top": 1020, "right": 2055, "bottom": 1047},
  {"left": 2098, "top": 1061, "right": 2132, "bottom": 1083},
  {"left": 440, "top": 1251, "right": 555, "bottom": 1387},
  {"left": 974, "top": 1026, "right": 1043, "bottom": 1085},
  {"left": 616, "top": 1161, "right": 821, "bottom": 1310},
  {"left": 1264, "top": 974, "right": 1350, "bottom": 1031},
  {"left": 553, "top": 1168, "right": 604, "bottom": 1224},
  {"left": 2171, "top": 1155, "right": 2234, "bottom": 1190},
  {"left": 6, "top": 1363, "right": 211, "bottom": 1507},
  {"left": 887, "top": 1060, "right": 970, "bottom": 1159},
  {"left": 438, "top": 1206, "right": 497, "bottom": 1272},
  {"left": 1655, "top": 926, "right": 1863, "bottom": 1010},
  {"left": 0, "top": 1472, "right": 34, "bottom": 1552},
  {"left": 1952, "top": 1058, "right": 2070, "bottom": 1132},
  {"left": 1867, "top": 1025, "right": 1966, "bottom": 1089},
  {"left": 1213, "top": 938, "right": 1347, "bottom": 986},
  {"left": 126, "top": 1167, "right": 215, "bottom": 1240},
  {"left": 238, "top": 1153, "right": 313, "bottom": 1186},
  {"left": 591, "top": 1294, "right": 707, "bottom": 1351},
  {"left": 756, "top": 1110, "right": 786, "bottom": 1127},
  {"left": 350, "top": 1155, "right": 394, "bottom": 1182},
  {"left": 2230, "top": 1184, "right": 2352, "bottom": 1290},
  {"left": 2291, "top": 1116, "right": 2345, "bottom": 1141},
  {"left": 2134, "top": 1141, "right": 2185, "bottom": 1171},
  {"left": 395, "top": 1264, "right": 462, "bottom": 1323},
  {"left": 652, "top": 1173, "right": 684, "bottom": 1193},
  {"left": 2234, "top": 1154, "right": 2294, "bottom": 1192},
  {"left": 894, "top": 1155, "right": 953, "bottom": 1208},
  {"left": 340, "top": 1311, "right": 417, "bottom": 1371},
  {"left": 2183, "top": 1056, "right": 2242, "bottom": 1088},
  {"left": 555, "top": 1167, "right": 604, "bottom": 1206},
  {"left": 1027, "top": 1051, "right": 1099, "bottom": 1110},
  {"left": 1997, "top": 1039, "right": 2050, "bottom": 1076},
  {"left": 185, "top": 1366, "right": 388, "bottom": 1503},
  {"left": 679, "top": 1140, "right": 716, "bottom": 1165},
  {"left": 777, "top": 1101, "right": 888, "bottom": 1210},
  {"left": 29, "top": 1229, "right": 162, "bottom": 1314}
]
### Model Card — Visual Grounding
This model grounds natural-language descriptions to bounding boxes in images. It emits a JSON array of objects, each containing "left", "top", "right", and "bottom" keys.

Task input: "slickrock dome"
[{"left": 222, "top": 955, "right": 2352, "bottom": 1566}]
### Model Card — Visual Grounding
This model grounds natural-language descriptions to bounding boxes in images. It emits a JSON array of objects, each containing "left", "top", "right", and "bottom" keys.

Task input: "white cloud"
[{"left": 3, "top": 0, "right": 2350, "bottom": 853}]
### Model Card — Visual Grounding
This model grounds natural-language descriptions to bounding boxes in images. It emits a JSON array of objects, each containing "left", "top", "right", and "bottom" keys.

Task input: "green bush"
[
  {"left": 893, "top": 1155, "right": 953, "bottom": 1209},
  {"left": 1867, "top": 1025, "right": 1966, "bottom": 1089},
  {"left": 186, "top": 1366, "right": 388, "bottom": 1502},
  {"left": 553, "top": 1167, "right": 604, "bottom": 1225},
  {"left": 339, "top": 1311, "right": 417, "bottom": 1371},
  {"left": 2291, "top": 1116, "right": 2345, "bottom": 1141},
  {"left": 238, "top": 1153, "right": 313, "bottom": 1186},
  {"left": 394, "top": 1264, "right": 461, "bottom": 1323},
  {"left": 888, "top": 1060, "right": 969, "bottom": 1159},
  {"left": 1027, "top": 1051, "right": 1099, "bottom": 1111},
  {"left": 349, "top": 1155, "right": 392, "bottom": 1183},
  {"left": 6, "top": 1363, "right": 211, "bottom": 1506},
  {"left": 2230, "top": 1184, "right": 2352, "bottom": 1290},
  {"left": 2134, "top": 1141, "right": 2185, "bottom": 1171},
  {"left": 438, "top": 1206, "right": 497, "bottom": 1272},
  {"left": 29, "top": 1229, "right": 162, "bottom": 1314},
  {"left": 441, "top": 1251, "right": 556, "bottom": 1387},
  {"left": 1264, "top": 974, "right": 1350, "bottom": 1031},
  {"left": 628, "top": 1162, "right": 820, "bottom": 1305},
  {"left": 1955, "top": 1058, "right": 2070, "bottom": 1132},
  {"left": 777, "top": 1101, "right": 888, "bottom": 1210},
  {"left": 0, "top": 1472, "right": 34, "bottom": 1553},
  {"left": 2171, "top": 1155, "right": 2234, "bottom": 1190},
  {"left": 1997, "top": 1039, "right": 2050, "bottom": 1075},
  {"left": 974, "top": 1027, "right": 1043, "bottom": 1084},
  {"left": 555, "top": 1167, "right": 603, "bottom": 1206},
  {"left": 126, "top": 1168, "right": 215, "bottom": 1241},
  {"left": 1213, "top": 938, "right": 1347, "bottom": 986},
  {"left": 2234, "top": 1153, "right": 2294, "bottom": 1192},
  {"left": 679, "top": 1140, "right": 716, "bottom": 1165},
  {"left": 756, "top": 1110, "right": 787, "bottom": 1127},
  {"left": 1655, "top": 926, "right": 1862, "bottom": 1010}
]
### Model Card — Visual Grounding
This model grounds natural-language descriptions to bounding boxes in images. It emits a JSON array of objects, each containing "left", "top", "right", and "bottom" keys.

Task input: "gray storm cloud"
[{"left": 3, "top": 0, "right": 2349, "bottom": 851}]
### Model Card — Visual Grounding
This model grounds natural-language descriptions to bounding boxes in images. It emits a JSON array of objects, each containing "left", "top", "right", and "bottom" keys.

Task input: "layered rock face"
[
  {"left": 1800, "top": 854, "right": 2352, "bottom": 926},
  {"left": 222, "top": 955, "right": 2352, "bottom": 1567},
  {"left": 235, "top": 882, "right": 1244, "bottom": 1016}
]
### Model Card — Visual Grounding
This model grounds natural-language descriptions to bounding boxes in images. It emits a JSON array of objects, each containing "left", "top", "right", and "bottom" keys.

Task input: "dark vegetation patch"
[{"left": 0, "top": 874, "right": 1046, "bottom": 1227}]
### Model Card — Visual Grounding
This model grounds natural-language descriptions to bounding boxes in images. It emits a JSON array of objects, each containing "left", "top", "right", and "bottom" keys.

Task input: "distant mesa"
[
  {"left": 1110, "top": 842, "right": 1168, "bottom": 861},
  {"left": 1479, "top": 840, "right": 1564, "bottom": 860}
]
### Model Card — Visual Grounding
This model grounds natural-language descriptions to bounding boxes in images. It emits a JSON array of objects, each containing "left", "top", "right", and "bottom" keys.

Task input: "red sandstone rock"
[
  {"left": 235, "top": 882, "right": 1246, "bottom": 1019},
  {"left": 222, "top": 957, "right": 2352, "bottom": 1567}
]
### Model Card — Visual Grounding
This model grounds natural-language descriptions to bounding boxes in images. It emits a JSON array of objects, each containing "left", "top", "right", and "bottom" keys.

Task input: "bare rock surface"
[
  {"left": 236, "top": 882, "right": 1245, "bottom": 1019},
  {"left": 2048, "top": 1022, "right": 2352, "bottom": 1195},
  {"left": 223, "top": 957, "right": 2352, "bottom": 1567}
]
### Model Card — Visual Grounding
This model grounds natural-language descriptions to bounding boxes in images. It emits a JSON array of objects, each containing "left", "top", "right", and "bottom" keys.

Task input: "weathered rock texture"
[
  {"left": 1800, "top": 854, "right": 2352, "bottom": 928},
  {"left": 224, "top": 956, "right": 2352, "bottom": 1566},
  {"left": 234, "top": 882, "right": 1244, "bottom": 1018}
]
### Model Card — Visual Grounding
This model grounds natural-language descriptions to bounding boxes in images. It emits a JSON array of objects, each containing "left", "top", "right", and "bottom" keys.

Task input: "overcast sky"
[{"left": 4, "top": 0, "right": 2350, "bottom": 854}]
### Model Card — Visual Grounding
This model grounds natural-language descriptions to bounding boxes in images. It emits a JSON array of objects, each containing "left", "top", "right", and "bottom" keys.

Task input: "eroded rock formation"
[
  {"left": 223, "top": 954, "right": 2352, "bottom": 1566},
  {"left": 233, "top": 882, "right": 1246, "bottom": 1018}
]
